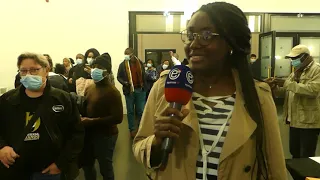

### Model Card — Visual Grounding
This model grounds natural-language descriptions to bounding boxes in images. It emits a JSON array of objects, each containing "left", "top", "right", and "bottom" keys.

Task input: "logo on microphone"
[
  {"left": 186, "top": 71, "right": 194, "bottom": 84},
  {"left": 168, "top": 68, "right": 181, "bottom": 80}
]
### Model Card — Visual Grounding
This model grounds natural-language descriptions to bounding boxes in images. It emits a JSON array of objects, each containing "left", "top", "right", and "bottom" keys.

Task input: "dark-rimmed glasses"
[
  {"left": 19, "top": 68, "right": 42, "bottom": 76},
  {"left": 181, "top": 30, "right": 220, "bottom": 46}
]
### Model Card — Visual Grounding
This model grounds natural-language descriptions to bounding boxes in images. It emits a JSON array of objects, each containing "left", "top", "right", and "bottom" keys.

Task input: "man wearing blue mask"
[
  {"left": 80, "top": 55, "right": 123, "bottom": 180},
  {"left": 0, "top": 52, "right": 84, "bottom": 180},
  {"left": 117, "top": 48, "right": 146, "bottom": 138},
  {"left": 267, "top": 44, "right": 320, "bottom": 159}
]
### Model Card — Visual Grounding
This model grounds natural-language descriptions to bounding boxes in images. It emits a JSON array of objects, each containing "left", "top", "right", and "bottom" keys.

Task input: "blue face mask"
[
  {"left": 20, "top": 75, "right": 43, "bottom": 91},
  {"left": 91, "top": 68, "right": 106, "bottom": 82},
  {"left": 291, "top": 58, "right": 302, "bottom": 68}
]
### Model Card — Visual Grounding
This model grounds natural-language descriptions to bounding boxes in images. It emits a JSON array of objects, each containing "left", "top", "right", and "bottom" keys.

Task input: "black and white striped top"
[{"left": 192, "top": 92, "right": 236, "bottom": 180}]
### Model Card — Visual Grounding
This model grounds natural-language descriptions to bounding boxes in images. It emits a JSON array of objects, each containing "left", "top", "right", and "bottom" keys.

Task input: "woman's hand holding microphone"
[{"left": 150, "top": 107, "right": 189, "bottom": 167}]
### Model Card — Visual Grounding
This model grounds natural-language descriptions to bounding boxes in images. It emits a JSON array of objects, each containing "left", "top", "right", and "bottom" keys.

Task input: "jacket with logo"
[
  {"left": 133, "top": 69, "right": 287, "bottom": 180},
  {"left": 0, "top": 83, "right": 84, "bottom": 180}
]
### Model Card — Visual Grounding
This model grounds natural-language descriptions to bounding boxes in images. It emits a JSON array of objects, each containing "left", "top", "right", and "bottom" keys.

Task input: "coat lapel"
[
  {"left": 220, "top": 70, "right": 257, "bottom": 162},
  {"left": 177, "top": 70, "right": 257, "bottom": 164},
  {"left": 182, "top": 100, "right": 199, "bottom": 136}
]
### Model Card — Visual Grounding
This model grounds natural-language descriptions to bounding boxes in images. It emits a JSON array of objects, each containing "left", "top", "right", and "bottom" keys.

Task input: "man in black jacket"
[
  {"left": 117, "top": 48, "right": 146, "bottom": 138},
  {"left": 0, "top": 52, "right": 84, "bottom": 180}
]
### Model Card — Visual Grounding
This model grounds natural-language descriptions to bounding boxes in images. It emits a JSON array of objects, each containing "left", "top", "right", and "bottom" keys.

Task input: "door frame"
[
  {"left": 128, "top": 11, "right": 184, "bottom": 57},
  {"left": 259, "top": 31, "right": 276, "bottom": 78},
  {"left": 273, "top": 32, "right": 297, "bottom": 77},
  {"left": 297, "top": 32, "right": 320, "bottom": 44}
]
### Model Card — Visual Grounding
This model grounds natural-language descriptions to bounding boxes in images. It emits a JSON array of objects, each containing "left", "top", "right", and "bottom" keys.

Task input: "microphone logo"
[
  {"left": 168, "top": 68, "right": 181, "bottom": 80},
  {"left": 186, "top": 71, "right": 194, "bottom": 84}
]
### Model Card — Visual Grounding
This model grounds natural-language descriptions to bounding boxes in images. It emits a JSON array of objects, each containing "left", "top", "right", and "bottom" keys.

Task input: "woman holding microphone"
[{"left": 133, "top": 2, "right": 287, "bottom": 180}]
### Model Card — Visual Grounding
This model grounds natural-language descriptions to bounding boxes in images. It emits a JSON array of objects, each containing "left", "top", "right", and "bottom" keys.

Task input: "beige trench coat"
[{"left": 133, "top": 69, "right": 287, "bottom": 180}]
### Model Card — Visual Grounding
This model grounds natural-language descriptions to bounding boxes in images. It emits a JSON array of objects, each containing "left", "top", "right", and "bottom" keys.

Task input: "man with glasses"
[
  {"left": 0, "top": 52, "right": 84, "bottom": 180},
  {"left": 14, "top": 54, "right": 69, "bottom": 92}
]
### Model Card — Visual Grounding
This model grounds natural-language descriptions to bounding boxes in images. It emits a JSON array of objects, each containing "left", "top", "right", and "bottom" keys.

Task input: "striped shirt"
[{"left": 193, "top": 92, "right": 236, "bottom": 180}]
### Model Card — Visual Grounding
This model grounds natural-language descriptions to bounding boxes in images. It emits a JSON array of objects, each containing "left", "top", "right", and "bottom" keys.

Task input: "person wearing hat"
[
  {"left": 267, "top": 44, "right": 320, "bottom": 158},
  {"left": 80, "top": 55, "right": 123, "bottom": 180}
]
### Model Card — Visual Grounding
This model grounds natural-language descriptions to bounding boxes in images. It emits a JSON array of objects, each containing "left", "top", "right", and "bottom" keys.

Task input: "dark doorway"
[{"left": 145, "top": 49, "right": 176, "bottom": 67}]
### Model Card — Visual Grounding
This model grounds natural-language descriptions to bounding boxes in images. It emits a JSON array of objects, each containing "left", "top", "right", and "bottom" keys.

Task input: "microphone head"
[{"left": 165, "top": 65, "right": 194, "bottom": 105}]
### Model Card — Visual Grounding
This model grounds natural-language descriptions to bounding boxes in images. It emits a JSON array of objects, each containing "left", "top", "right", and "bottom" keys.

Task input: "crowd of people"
[
  {"left": 0, "top": 1, "right": 319, "bottom": 180},
  {"left": 0, "top": 45, "right": 181, "bottom": 180}
]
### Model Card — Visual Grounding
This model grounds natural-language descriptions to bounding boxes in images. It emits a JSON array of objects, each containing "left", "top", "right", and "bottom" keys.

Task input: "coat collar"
[
  {"left": 6, "top": 81, "right": 52, "bottom": 106},
  {"left": 182, "top": 69, "right": 257, "bottom": 162}
]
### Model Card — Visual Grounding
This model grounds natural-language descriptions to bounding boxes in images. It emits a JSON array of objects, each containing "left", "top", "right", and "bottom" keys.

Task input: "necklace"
[{"left": 198, "top": 78, "right": 218, "bottom": 89}]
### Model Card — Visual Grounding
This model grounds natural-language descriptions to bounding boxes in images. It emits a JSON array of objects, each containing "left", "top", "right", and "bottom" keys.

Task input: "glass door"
[
  {"left": 259, "top": 31, "right": 276, "bottom": 79},
  {"left": 274, "top": 33, "right": 297, "bottom": 78},
  {"left": 298, "top": 33, "right": 320, "bottom": 63}
]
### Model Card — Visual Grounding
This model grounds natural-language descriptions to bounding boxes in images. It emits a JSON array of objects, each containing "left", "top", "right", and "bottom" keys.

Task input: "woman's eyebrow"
[{"left": 187, "top": 27, "right": 215, "bottom": 31}]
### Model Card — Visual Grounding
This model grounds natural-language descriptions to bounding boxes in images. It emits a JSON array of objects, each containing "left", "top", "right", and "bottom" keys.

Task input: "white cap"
[{"left": 286, "top": 44, "right": 310, "bottom": 58}]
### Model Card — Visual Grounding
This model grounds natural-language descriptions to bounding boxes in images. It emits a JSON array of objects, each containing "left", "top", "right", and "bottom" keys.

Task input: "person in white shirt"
[{"left": 169, "top": 51, "right": 181, "bottom": 65}]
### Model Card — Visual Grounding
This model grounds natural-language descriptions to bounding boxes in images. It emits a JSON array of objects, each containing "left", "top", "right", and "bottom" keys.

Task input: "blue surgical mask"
[
  {"left": 291, "top": 58, "right": 302, "bottom": 68},
  {"left": 20, "top": 75, "right": 44, "bottom": 91},
  {"left": 124, "top": 55, "right": 130, "bottom": 61},
  {"left": 91, "top": 68, "right": 106, "bottom": 82}
]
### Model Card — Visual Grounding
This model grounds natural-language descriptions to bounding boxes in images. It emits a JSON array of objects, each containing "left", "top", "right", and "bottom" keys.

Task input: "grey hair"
[{"left": 17, "top": 52, "right": 49, "bottom": 68}]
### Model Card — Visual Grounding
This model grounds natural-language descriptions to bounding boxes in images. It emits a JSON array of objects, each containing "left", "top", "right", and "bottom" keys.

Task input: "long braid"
[{"left": 199, "top": 2, "right": 269, "bottom": 179}]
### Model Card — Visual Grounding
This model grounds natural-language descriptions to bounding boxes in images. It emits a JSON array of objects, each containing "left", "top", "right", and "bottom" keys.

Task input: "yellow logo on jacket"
[{"left": 25, "top": 112, "right": 41, "bottom": 132}]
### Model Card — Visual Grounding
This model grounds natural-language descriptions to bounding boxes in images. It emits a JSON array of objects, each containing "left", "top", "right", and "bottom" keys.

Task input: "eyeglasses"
[
  {"left": 181, "top": 30, "right": 220, "bottom": 46},
  {"left": 19, "top": 68, "right": 42, "bottom": 75}
]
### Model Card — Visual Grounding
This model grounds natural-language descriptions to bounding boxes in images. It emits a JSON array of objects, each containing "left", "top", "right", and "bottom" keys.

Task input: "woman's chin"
[{"left": 190, "top": 63, "right": 207, "bottom": 72}]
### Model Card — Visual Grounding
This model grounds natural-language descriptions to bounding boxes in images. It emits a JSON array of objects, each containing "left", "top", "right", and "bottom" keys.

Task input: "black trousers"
[{"left": 290, "top": 127, "right": 320, "bottom": 158}]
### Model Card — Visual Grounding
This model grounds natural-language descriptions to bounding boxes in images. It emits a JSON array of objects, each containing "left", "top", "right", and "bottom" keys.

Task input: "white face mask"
[
  {"left": 124, "top": 55, "right": 130, "bottom": 61},
  {"left": 162, "top": 64, "right": 169, "bottom": 70},
  {"left": 76, "top": 59, "right": 83, "bottom": 64},
  {"left": 250, "top": 58, "right": 257, "bottom": 63},
  {"left": 87, "top": 57, "right": 94, "bottom": 64},
  {"left": 147, "top": 63, "right": 152, "bottom": 68}
]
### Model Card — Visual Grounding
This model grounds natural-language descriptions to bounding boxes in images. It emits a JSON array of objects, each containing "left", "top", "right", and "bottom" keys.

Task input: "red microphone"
[{"left": 160, "top": 65, "right": 194, "bottom": 169}]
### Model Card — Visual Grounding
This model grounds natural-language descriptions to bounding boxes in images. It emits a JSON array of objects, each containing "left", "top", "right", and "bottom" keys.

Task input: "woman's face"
[
  {"left": 63, "top": 58, "right": 70, "bottom": 67},
  {"left": 88, "top": 52, "right": 94, "bottom": 59},
  {"left": 147, "top": 60, "right": 153, "bottom": 66},
  {"left": 184, "top": 11, "right": 230, "bottom": 73},
  {"left": 19, "top": 59, "right": 48, "bottom": 82}
]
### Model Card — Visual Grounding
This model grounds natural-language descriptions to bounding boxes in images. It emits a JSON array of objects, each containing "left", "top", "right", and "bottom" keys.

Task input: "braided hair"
[{"left": 198, "top": 2, "right": 268, "bottom": 179}]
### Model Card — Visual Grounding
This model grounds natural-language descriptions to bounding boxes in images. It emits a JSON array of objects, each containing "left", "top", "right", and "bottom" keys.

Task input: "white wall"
[
  {"left": 129, "top": 0, "right": 320, "bottom": 13},
  {"left": 0, "top": 0, "right": 129, "bottom": 106}
]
